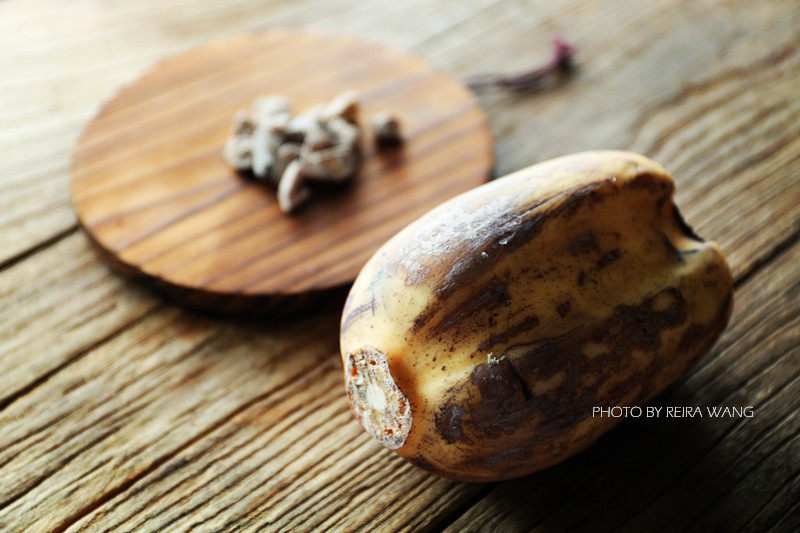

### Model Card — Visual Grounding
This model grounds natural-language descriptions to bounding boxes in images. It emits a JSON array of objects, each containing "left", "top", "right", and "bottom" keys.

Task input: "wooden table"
[{"left": 1, "top": 1, "right": 798, "bottom": 531}]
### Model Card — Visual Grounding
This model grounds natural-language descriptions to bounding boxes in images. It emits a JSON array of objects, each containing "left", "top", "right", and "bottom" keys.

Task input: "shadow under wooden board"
[{"left": 70, "top": 30, "right": 494, "bottom": 314}]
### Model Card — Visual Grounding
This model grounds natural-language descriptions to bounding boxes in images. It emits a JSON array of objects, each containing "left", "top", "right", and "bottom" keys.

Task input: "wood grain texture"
[
  {"left": 69, "top": 30, "right": 493, "bottom": 313},
  {"left": 1, "top": 0, "right": 799, "bottom": 531}
]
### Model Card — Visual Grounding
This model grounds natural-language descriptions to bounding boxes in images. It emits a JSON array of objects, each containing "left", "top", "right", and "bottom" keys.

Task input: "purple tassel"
[{"left": 466, "top": 38, "right": 576, "bottom": 90}]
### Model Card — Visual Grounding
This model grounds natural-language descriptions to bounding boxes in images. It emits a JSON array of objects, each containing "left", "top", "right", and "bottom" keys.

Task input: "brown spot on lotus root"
[
  {"left": 419, "top": 279, "right": 511, "bottom": 335},
  {"left": 435, "top": 401, "right": 466, "bottom": 443},
  {"left": 437, "top": 287, "right": 689, "bottom": 448}
]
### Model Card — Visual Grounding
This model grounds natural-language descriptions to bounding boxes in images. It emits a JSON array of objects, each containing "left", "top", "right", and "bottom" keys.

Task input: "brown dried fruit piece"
[
  {"left": 277, "top": 160, "right": 311, "bottom": 213},
  {"left": 371, "top": 112, "right": 402, "bottom": 147},
  {"left": 340, "top": 150, "right": 733, "bottom": 482}
]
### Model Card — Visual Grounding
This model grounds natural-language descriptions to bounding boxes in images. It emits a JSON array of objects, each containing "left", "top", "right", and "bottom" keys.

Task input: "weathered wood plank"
[
  {"left": 0, "top": 234, "right": 159, "bottom": 409},
  {"left": 0, "top": 231, "right": 480, "bottom": 532}
]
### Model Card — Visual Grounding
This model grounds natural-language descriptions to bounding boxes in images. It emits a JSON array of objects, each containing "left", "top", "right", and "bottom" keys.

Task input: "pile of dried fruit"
[{"left": 223, "top": 92, "right": 401, "bottom": 213}]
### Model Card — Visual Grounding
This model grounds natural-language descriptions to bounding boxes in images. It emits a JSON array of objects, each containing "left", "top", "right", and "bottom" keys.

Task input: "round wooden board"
[{"left": 70, "top": 30, "right": 493, "bottom": 314}]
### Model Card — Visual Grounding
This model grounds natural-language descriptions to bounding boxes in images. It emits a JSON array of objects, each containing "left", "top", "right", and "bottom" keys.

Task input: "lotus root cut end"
[{"left": 345, "top": 347, "right": 412, "bottom": 450}]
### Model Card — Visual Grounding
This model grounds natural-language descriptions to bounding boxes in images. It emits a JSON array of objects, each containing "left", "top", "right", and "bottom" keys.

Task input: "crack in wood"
[
  {"left": 139, "top": 381, "right": 349, "bottom": 531},
  {"left": 0, "top": 226, "right": 78, "bottom": 273},
  {"left": 0, "top": 304, "right": 160, "bottom": 414}
]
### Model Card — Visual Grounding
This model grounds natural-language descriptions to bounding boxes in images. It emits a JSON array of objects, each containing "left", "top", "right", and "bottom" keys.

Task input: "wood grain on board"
[
  {"left": 1, "top": 0, "right": 799, "bottom": 531},
  {"left": 69, "top": 30, "right": 493, "bottom": 313}
]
